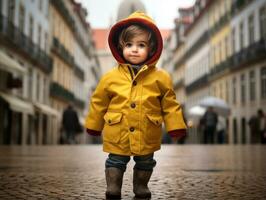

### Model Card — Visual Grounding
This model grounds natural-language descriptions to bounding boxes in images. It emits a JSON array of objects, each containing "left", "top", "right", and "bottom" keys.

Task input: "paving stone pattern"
[{"left": 0, "top": 145, "right": 266, "bottom": 200}]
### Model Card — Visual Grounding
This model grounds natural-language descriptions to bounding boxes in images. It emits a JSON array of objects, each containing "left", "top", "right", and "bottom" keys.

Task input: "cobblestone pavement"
[{"left": 0, "top": 145, "right": 266, "bottom": 200}]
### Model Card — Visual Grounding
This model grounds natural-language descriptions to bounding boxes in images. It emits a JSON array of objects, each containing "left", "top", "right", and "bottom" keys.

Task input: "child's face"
[{"left": 122, "top": 33, "right": 149, "bottom": 65}]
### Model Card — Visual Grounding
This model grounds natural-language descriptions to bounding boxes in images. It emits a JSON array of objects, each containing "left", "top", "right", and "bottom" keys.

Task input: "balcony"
[
  {"left": 50, "top": 82, "right": 74, "bottom": 103},
  {"left": 184, "top": 30, "right": 210, "bottom": 61},
  {"left": 231, "top": 0, "right": 253, "bottom": 16},
  {"left": 50, "top": 0, "right": 75, "bottom": 32},
  {"left": 52, "top": 37, "right": 74, "bottom": 67},
  {"left": 233, "top": 39, "right": 266, "bottom": 69},
  {"left": 0, "top": 14, "right": 53, "bottom": 74},
  {"left": 209, "top": 12, "right": 230, "bottom": 36},
  {"left": 185, "top": 74, "right": 209, "bottom": 94},
  {"left": 173, "top": 78, "right": 184, "bottom": 90},
  {"left": 210, "top": 38, "right": 266, "bottom": 78},
  {"left": 74, "top": 97, "right": 85, "bottom": 109},
  {"left": 74, "top": 64, "right": 85, "bottom": 81}
]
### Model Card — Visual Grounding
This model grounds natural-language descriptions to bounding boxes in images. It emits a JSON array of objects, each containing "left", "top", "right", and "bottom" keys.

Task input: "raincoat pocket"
[
  {"left": 145, "top": 114, "right": 163, "bottom": 144},
  {"left": 103, "top": 112, "right": 123, "bottom": 143}
]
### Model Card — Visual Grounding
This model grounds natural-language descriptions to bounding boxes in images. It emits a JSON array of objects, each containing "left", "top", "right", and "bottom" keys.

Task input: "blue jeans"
[{"left": 105, "top": 153, "right": 156, "bottom": 172}]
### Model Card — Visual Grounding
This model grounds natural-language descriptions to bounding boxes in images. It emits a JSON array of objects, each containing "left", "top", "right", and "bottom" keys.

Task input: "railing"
[
  {"left": 174, "top": 30, "right": 210, "bottom": 69},
  {"left": 74, "top": 97, "right": 85, "bottom": 109},
  {"left": 50, "top": 0, "right": 75, "bottom": 32},
  {"left": 231, "top": 0, "right": 253, "bottom": 16},
  {"left": 50, "top": 82, "right": 74, "bottom": 102},
  {"left": 185, "top": 74, "right": 209, "bottom": 94},
  {"left": 52, "top": 37, "right": 74, "bottom": 67},
  {"left": 74, "top": 63, "right": 85, "bottom": 81},
  {"left": 210, "top": 38, "right": 266, "bottom": 77},
  {"left": 209, "top": 11, "right": 230, "bottom": 36},
  {"left": 0, "top": 14, "right": 53, "bottom": 73}
]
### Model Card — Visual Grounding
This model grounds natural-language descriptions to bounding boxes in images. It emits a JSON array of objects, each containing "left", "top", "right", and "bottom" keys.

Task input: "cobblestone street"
[{"left": 0, "top": 145, "right": 266, "bottom": 200}]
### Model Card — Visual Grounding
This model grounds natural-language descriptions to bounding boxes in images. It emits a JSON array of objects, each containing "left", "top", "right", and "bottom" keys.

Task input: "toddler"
[{"left": 85, "top": 12, "right": 187, "bottom": 199}]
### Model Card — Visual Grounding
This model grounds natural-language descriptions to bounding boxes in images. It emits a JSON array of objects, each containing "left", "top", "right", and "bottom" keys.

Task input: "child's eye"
[
  {"left": 125, "top": 43, "right": 132, "bottom": 48},
  {"left": 139, "top": 43, "right": 147, "bottom": 48}
]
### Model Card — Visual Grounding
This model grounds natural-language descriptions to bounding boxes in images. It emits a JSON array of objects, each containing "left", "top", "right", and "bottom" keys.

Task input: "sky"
[{"left": 76, "top": 0, "right": 195, "bottom": 29}]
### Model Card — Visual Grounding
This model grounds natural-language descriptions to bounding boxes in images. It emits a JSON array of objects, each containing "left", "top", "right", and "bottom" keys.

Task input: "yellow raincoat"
[{"left": 85, "top": 12, "right": 187, "bottom": 156}]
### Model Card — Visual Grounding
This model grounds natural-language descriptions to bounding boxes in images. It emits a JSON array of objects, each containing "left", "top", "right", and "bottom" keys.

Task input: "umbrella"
[
  {"left": 199, "top": 96, "right": 230, "bottom": 117},
  {"left": 188, "top": 105, "right": 206, "bottom": 117}
]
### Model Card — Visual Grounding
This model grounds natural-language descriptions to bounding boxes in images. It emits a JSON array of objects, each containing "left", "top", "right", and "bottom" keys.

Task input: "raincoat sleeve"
[
  {"left": 85, "top": 75, "right": 111, "bottom": 131},
  {"left": 160, "top": 71, "right": 187, "bottom": 132}
]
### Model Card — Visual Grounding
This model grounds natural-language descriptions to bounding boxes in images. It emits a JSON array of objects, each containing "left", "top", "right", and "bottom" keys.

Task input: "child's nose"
[{"left": 132, "top": 45, "right": 138, "bottom": 51}]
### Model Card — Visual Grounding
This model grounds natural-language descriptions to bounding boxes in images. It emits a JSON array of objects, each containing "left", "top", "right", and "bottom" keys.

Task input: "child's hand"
[
  {"left": 86, "top": 129, "right": 101, "bottom": 136},
  {"left": 168, "top": 129, "right": 186, "bottom": 143}
]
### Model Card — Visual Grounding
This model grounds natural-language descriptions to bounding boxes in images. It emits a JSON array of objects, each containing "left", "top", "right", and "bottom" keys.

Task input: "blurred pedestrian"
[
  {"left": 258, "top": 109, "right": 266, "bottom": 144},
  {"left": 248, "top": 113, "right": 260, "bottom": 144},
  {"left": 216, "top": 116, "right": 226, "bottom": 144},
  {"left": 62, "top": 104, "right": 80, "bottom": 144},
  {"left": 201, "top": 107, "right": 218, "bottom": 144},
  {"left": 85, "top": 12, "right": 187, "bottom": 199}
]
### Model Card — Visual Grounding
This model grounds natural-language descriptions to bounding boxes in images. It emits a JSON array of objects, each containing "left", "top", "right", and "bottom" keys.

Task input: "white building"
[
  {"left": 226, "top": 0, "right": 266, "bottom": 144},
  {"left": 0, "top": 0, "right": 58, "bottom": 145},
  {"left": 72, "top": 2, "right": 102, "bottom": 144}
]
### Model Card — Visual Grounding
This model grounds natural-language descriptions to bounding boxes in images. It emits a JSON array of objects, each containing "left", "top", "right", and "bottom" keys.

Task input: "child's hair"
[{"left": 118, "top": 24, "right": 156, "bottom": 58}]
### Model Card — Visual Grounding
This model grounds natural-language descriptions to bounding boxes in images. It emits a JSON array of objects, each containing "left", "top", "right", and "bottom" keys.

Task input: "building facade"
[
  {"left": 0, "top": 0, "right": 56, "bottom": 145},
  {"left": 162, "top": 0, "right": 266, "bottom": 144},
  {"left": 0, "top": 0, "right": 100, "bottom": 145}
]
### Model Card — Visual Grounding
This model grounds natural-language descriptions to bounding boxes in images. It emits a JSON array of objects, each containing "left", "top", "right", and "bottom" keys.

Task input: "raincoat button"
[
  {"left": 131, "top": 103, "right": 136, "bottom": 108},
  {"left": 108, "top": 120, "right": 111, "bottom": 124},
  {"left": 129, "top": 127, "right": 135, "bottom": 132},
  {"left": 133, "top": 81, "right": 137, "bottom": 86}
]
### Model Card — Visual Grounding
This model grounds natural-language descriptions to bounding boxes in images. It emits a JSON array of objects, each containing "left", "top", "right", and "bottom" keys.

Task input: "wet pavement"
[{"left": 0, "top": 145, "right": 266, "bottom": 200}]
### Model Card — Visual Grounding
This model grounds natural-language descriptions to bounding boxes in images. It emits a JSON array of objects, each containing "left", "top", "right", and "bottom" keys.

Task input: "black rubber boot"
[
  {"left": 133, "top": 169, "right": 152, "bottom": 199},
  {"left": 105, "top": 167, "right": 124, "bottom": 199}
]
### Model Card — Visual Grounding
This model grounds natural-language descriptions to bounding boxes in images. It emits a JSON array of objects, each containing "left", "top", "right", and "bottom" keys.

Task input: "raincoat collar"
[{"left": 108, "top": 12, "right": 163, "bottom": 67}]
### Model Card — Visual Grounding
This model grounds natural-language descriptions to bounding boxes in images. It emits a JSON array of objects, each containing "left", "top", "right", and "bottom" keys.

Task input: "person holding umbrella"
[{"left": 201, "top": 106, "right": 218, "bottom": 144}]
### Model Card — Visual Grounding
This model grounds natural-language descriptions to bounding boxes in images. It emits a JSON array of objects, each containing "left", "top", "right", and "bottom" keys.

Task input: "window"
[
  {"left": 212, "top": 46, "right": 216, "bottom": 66},
  {"left": 0, "top": 0, "right": 2, "bottom": 15},
  {"left": 28, "top": 68, "right": 33, "bottom": 100},
  {"left": 213, "top": 85, "right": 216, "bottom": 97},
  {"left": 239, "top": 22, "right": 244, "bottom": 50},
  {"left": 241, "top": 118, "right": 246, "bottom": 144},
  {"left": 260, "top": 6, "right": 266, "bottom": 39},
  {"left": 29, "top": 15, "right": 34, "bottom": 41},
  {"left": 241, "top": 74, "right": 246, "bottom": 103},
  {"left": 219, "top": 41, "right": 223, "bottom": 63},
  {"left": 39, "top": 0, "right": 42, "bottom": 11},
  {"left": 232, "top": 77, "right": 237, "bottom": 104},
  {"left": 44, "top": 33, "right": 48, "bottom": 52},
  {"left": 231, "top": 28, "right": 235, "bottom": 54},
  {"left": 19, "top": 4, "right": 25, "bottom": 33},
  {"left": 249, "top": 70, "right": 256, "bottom": 101},
  {"left": 233, "top": 118, "right": 238, "bottom": 144},
  {"left": 226, "top": 80, "right": 229, "bottom": 103},
  {"left": 43, "top": 78, "right": 48, "bottom": 104},
  {"left": 36, "top": 73, "right": 40, "bottom": 102},
  {"left": 225, "top": 36, "right": 229, "bottom": 58},
  {"left": 38, "top": 25, "right": 42, "bottom": 48},
  {"left": 219, "top": 82, "right": 223, "bottom": 99},
  {"left": 261, "top": 67, "right": 266, "bottom": 99},
  {"left": 7, "top": 0, "right": 15, "bottom": 22},
  {"left": 248, "top": 14, "right": 254, "bottom": 45}
]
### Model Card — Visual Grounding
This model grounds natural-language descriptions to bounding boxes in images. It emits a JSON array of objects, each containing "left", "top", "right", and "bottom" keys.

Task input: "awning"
[
  {"left": 0, "top": 92, "right": 34, "bottom": 114},
  {"left": 0, "top": 50, "right": 27, "bottom": 74},
  {"left": 34, "top": 102, "right": 59, "bottom": 117}
]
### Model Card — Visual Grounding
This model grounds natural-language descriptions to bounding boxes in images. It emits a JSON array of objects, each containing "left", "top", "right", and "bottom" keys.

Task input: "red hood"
[{"left": 108, "top": 12, "right": 163, "bottom": 66}]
